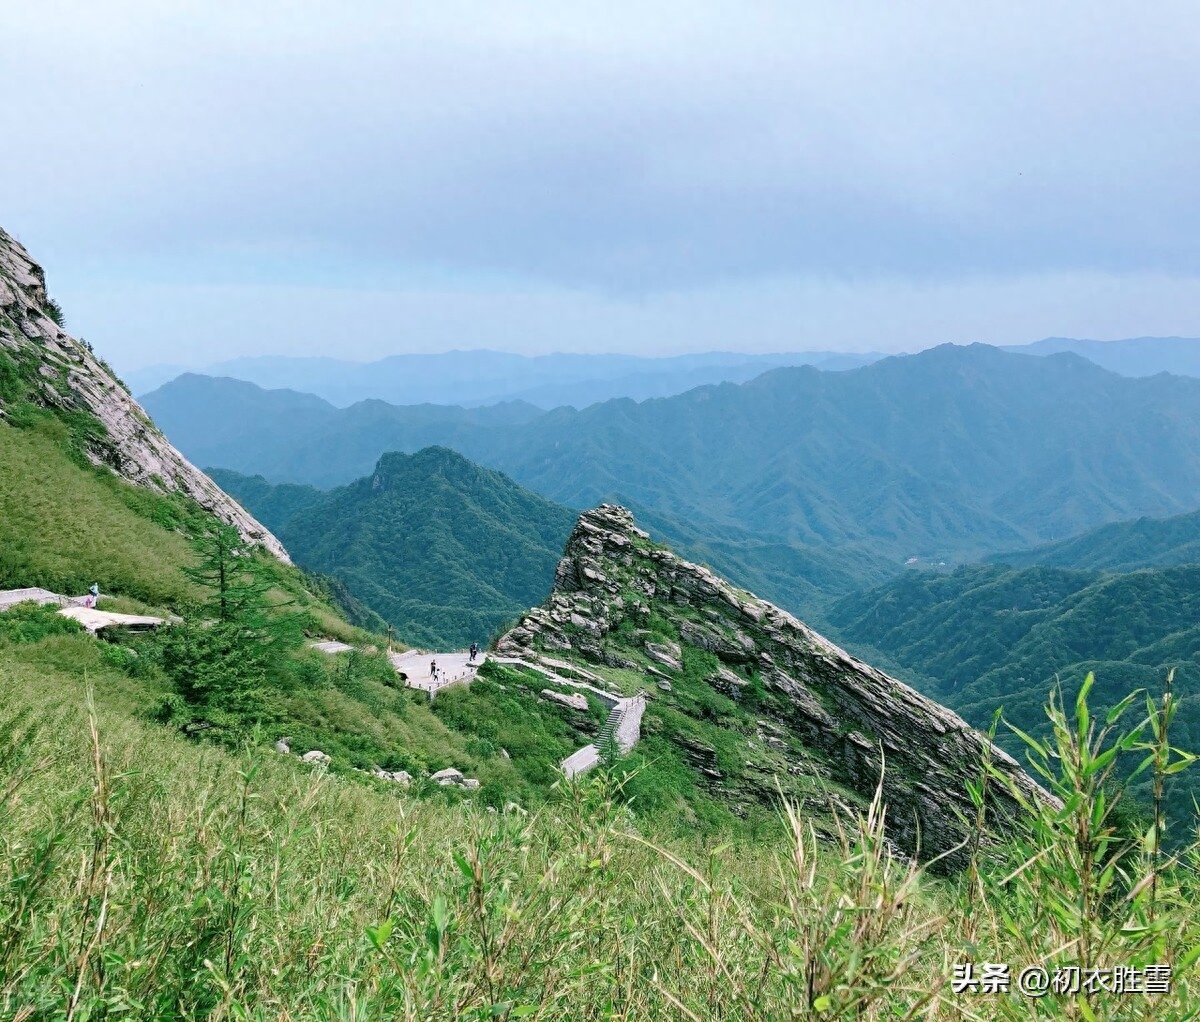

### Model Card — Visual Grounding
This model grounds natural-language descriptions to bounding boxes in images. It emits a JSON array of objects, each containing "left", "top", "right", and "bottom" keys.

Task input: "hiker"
[
  {"left": 469, "top": 642, "right": 478, "bottom": 662},
  {"left": 87, "top": 582, "right": 99, "bottom": 608},
  {"left": 430, "top": 659, "right": 438, "bottom": 681}
]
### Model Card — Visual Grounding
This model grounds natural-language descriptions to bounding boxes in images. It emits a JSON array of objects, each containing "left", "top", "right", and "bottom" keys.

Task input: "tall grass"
[{"left": 0, "top": 671, "right": 1196, "bottom": 1019}]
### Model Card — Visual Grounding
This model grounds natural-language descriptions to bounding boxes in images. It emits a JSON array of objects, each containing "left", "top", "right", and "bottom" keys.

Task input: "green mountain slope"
[
  {"left": 0, "top": 226, "right": 600, "bottom": 806},
  {"left": 829, "top": 560, "right": 1200, "bottom": 824},
  {"left": 493, "top": 505, "right": 1045, "bottom": 867},
  {"left": 994, "top": 506, "right": 1200, "bottom": 572},
  {"left": 213, "top": 449, "right": 577, "bottom": 648},
  {"left": 144, "top": 343, "right": 1200, "bottom": 580}
]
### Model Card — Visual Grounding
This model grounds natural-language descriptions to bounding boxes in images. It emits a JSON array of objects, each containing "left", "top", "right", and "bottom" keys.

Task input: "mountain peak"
[
  {"left": 500, "top": 504, "right": 1045, "bottom": 868},
  {"left": 0, "top": 227, "right": 290, "bottom": 562}
]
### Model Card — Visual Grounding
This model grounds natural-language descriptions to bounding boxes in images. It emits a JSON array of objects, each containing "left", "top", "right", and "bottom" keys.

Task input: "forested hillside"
[
  {"left": 214, "top": 449, "right": 576, "bottom": 648},
  {"left": 994, "top": 507, "right": 1200, "bottom": 572},
  {"left": 830, "top": 559, "right": 1200, "bottom": 824}
]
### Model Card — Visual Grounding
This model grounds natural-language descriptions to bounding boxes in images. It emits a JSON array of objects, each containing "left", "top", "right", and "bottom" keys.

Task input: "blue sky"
[{"left": 3, "top": 1, "right": 1199, "bottom": 371}]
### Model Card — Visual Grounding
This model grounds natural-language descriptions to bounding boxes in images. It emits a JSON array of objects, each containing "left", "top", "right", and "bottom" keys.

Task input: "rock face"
[
  {"left": 0, "top": 227, "right": 289, "bottom": 562},
  {"left": 499, "top": 504, "right": 1046, "bottom": 868}
]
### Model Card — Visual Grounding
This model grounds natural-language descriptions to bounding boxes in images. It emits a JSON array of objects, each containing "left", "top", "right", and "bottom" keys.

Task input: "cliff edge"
[{"left": 0, "top": 227, "right": 289, "bottom": 562}]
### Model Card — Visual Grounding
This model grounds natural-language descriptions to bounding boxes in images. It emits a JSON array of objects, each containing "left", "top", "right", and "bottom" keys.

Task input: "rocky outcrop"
[
  {"left": 541, "top": 689, "right": 590, "bottom": 711},
  {"left": 499, "top": 504, "right": 1047, "bottom": 868},
  {"left": 0, "top": 227, "right": 289, "bottom": 562}
]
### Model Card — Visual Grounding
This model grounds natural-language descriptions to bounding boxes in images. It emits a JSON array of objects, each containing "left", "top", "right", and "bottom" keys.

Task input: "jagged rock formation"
[
  {"left": 0, "top": 227, "right": 289, "bottom": 562},
  {"left": 499, "top": 504, "right": 1046, "bottom": 867}
]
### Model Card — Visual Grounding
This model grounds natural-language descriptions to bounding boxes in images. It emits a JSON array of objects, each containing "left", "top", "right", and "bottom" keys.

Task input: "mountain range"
[
  {"left": 830, "top": 511, "right": 1200, "bottom": 828},
  {"left": 144, "top": 344, "right": 1200, "bottom": 624},
  {"left": 124, "top": 349, "right": 884, "bottom": 409},
  {"left": 1006, "top": 336, "right": 1200, "bottom": 378},
  {"left": 125, "top": 336, "right": 1200, "bottom": 409},
  {"left": 2, "top": 221, "right": 1046, "bottom": 853}
]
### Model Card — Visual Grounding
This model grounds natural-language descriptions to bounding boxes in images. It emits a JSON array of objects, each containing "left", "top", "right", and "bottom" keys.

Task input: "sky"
[{"left": 3, "top": 1, "right": 1200, "bottom": 372}]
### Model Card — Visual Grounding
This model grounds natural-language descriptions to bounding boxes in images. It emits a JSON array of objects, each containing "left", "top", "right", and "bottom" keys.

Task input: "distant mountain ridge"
[
  {"left": 1005, "top": 337, "right": 1200, "bottom": 378},
  {"left": 993, "top": 506, "right": 1200, "bottom": 572},
  {"left": 829, "top": 530, "right": 1200, "bottom": 827},
  {"left": 144, "top": 346, "right": 1200, "bottom": 597},
  {"left": 127, "top": 336, "right": 1200, "bottom": 409},
  {"left": 213, "top": 448, "right": 577, "bottom": 648},
  {"left": 127, "top": 349, "right": 885, "bottom": 409}
]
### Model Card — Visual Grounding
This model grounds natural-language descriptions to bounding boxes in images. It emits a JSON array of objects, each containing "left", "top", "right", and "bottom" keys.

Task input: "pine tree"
[{"left": 184, "top": 521, "right": 272, "bottom": 627}]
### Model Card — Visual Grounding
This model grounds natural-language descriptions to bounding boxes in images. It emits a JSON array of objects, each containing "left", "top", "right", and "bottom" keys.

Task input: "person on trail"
[
  {"left": 88, "top": 583, "right": 99, "bottom": 608},
  {"left": 430, "top": 659, "right": 438, "bottom": 681},
  {"left": 469, "top": 642, "right": 478, "bottom": 662}
]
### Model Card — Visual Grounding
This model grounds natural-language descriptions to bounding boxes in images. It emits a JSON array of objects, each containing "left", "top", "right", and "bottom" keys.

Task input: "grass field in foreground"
[{"left": 2, "top": 656, "right": 1197, "bottom": 1020}]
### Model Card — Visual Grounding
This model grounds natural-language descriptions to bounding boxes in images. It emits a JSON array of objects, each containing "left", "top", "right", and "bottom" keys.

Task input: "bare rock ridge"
[
  {"left": 0, "top": 227, "right": 289, "bottom": 562},
  {"left": 499, "top": 504, "right": 1046, "bottom": 867}
]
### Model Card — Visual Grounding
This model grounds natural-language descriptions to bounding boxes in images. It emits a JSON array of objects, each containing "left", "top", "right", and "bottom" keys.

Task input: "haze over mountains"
[
  {"left": 125, "top": 350, "right": 884, "bottom": 409},
  {"left": 126, "top": 336, "right": 1199, "bottom": 409},
  {"left": 145, "top": 344, "right": 1200, "bottom": 620}
]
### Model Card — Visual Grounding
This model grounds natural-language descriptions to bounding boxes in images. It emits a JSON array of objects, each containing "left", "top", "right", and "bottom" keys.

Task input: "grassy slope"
[
  {"left": 5, "top": 651, "right": 1198, "bottom": 1019},
  {"left": 0, "top": 417, "right": 201, "bottom": 604},
  {"left": 0, "top": 386, "right": 784, "bottom": 832}
]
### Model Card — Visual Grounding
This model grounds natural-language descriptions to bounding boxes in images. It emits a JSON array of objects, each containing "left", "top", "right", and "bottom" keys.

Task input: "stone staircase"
[
  {"left": 489, "top": 654, "right": 648, "bottom": 779},
  {"left": 561, "top": 691, "right": 647, "bottom": 779}
]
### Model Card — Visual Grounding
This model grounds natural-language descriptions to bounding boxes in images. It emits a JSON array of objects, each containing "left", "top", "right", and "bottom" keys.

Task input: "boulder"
[
  {"left": 461, "top": 778, "right": 482, "bottom": 790},
  {"left": 301, "top": 750, "right": 330, "bottom": 765},
  {"left": 372, "top": 768, "right": 412, "bottom": 785},
  {"left": 644, "top": 640, "right": 682, "bottom": 671},
  {"left": 274, "top": 738, "right": 291, "bottom": 755},
  {"left": 430, "top": 767, "right": 464, "bottom": 786},
  {"left": 541, "top": 689, "right": 589, "bottom": 711}
]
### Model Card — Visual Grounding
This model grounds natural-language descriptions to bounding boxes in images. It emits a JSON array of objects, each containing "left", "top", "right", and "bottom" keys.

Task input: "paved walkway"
[
  {"left": 0, "top": 587, "right": 70, "bottom": 611},
  {"left": 389, "top": 649, "right": 483, "bottom": 695},
  {"left": 1, "top": 588, "right": 164, "bottom": 634},
  {"left": 310, "top": 640, "right": 485, "bottom": 697},
  {"left": 492, "top": 654, "right": 647, "bottom": 778},
  {"left": 60, "top": 606, "right": 165, "bottom": 634}
]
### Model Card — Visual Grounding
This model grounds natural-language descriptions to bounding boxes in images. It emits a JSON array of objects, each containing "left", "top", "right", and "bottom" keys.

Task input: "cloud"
[
  {"left": 6, "top": 2, "right": 1200, "bottom": 285},
  {"left": 3, "top": 2, "right": 1200, "bottom": 366}
]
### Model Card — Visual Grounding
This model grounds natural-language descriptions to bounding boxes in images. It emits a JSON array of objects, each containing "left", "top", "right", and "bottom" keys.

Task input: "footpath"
[
  {"left": 0, "top": 587, "right": 165, "bottom": 634},
  {"left": 1, "top": 587, "right": 644, "bottom": 780},
  {"left": 312, "top": 642, "right": 648, "bottom": 777}
]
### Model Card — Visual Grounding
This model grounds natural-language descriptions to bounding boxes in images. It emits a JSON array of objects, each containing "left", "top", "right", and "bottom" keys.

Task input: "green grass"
[
  {"left": 1, "top": 659, "right": 1197, "bottom": 1019},
  {"left": 0, "top": 418, "right": 202, "bottom": 605}
]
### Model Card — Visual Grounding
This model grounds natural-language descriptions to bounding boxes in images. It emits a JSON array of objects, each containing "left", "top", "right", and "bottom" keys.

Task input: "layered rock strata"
[
  {"left": 0, "top": 227, "right": 289, "bottom": 561},
  {"left": 499, "top": 504, "right": 1046, "bottom": 866}
]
